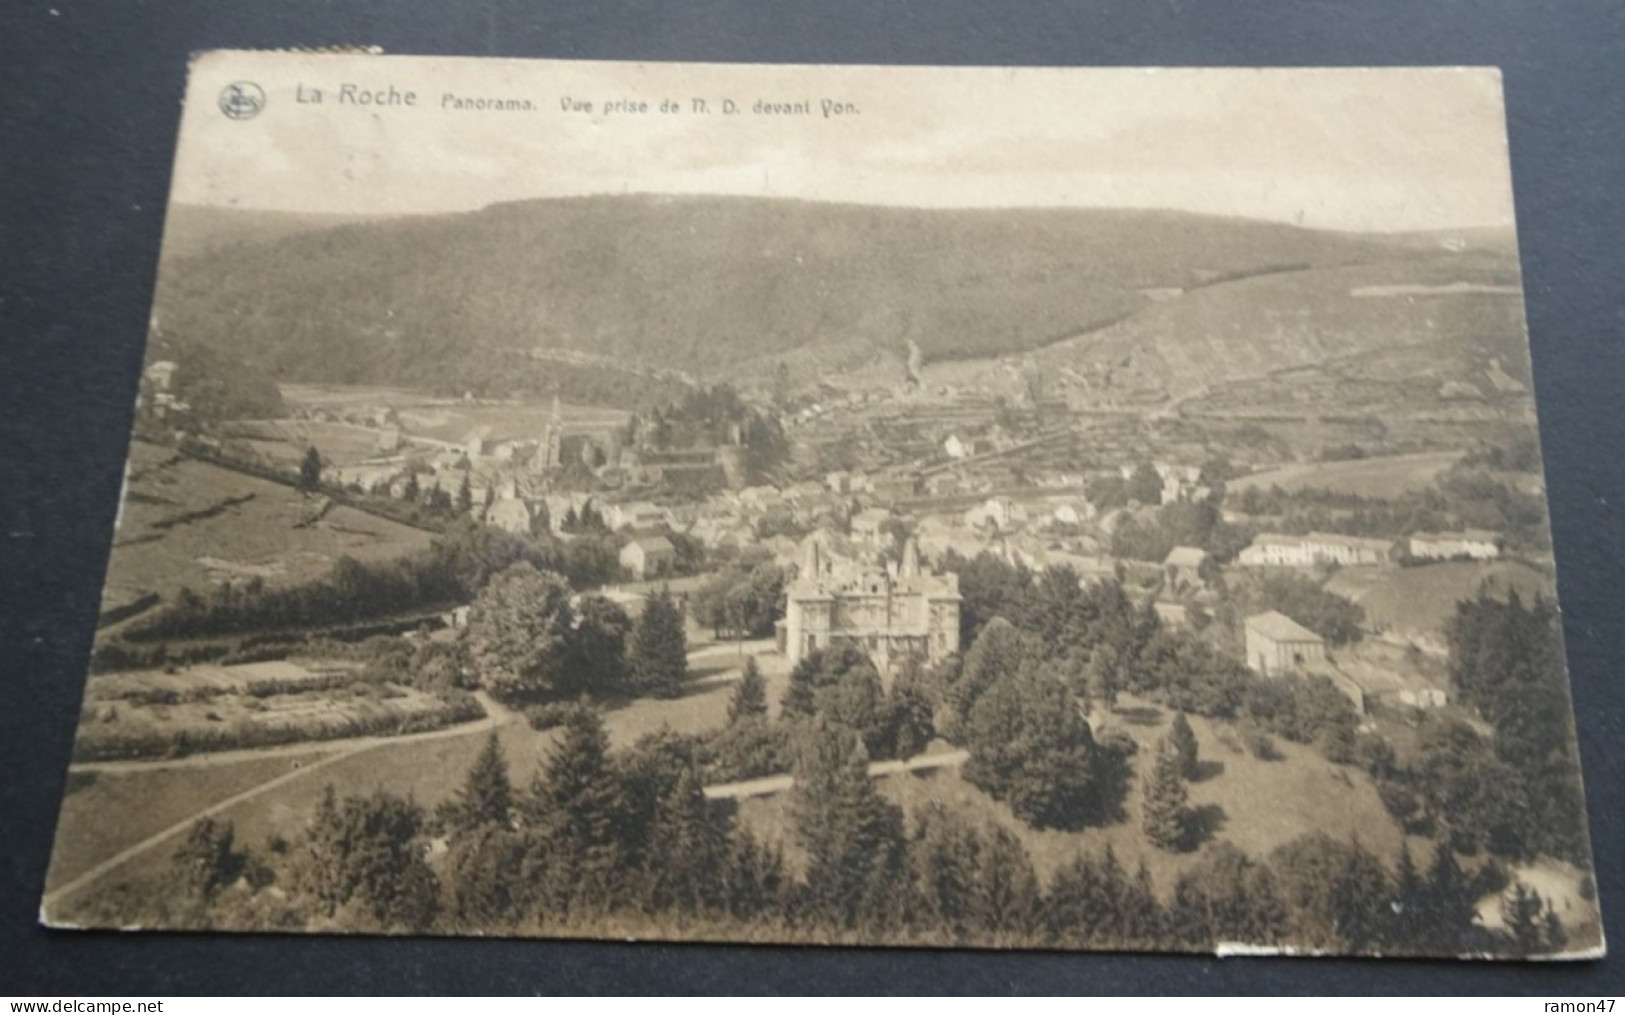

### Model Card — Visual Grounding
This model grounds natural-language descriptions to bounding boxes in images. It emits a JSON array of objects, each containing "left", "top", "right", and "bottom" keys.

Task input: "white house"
[
  {"left": 620, "top": 535, "right": 677, "bottom": 580},
  {"left": 1244, "top": 610, "right": 1327, "bottom": 675},
  {"left": 606, "top": 501, "right": 665, "bottom": 532},
  {"left": 1163, "top": 545, "right": 1208, "bottom": 588},
  {"left": 1238, "top": 532, "right": 1397, "bottom": 568},
  {"left": 1409, "top": 530, "right": 1501, "bottom": 561}
]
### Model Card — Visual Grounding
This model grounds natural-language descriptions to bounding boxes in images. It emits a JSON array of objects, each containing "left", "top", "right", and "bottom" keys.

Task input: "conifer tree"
[
  {"left": 525, "top": 705, "right": 625, "bottom": 914},
  {"left": 642, "top": 764, "right": 727, "bottom": 915},
  {"left": 1388, "top": 842, "right": 1426, "bottom": 951},
  {"left": 790, "top": 718, "right": 906, "bottom": 928},
  {"left": 1328, "top": 837, "right": 1394, "bottom": 953},
  {"left": 456, "top": 473, "right": 473, "bottom": 514},
  {"left": 721, "top": 825, "right": 788, "bottom": 920},
  {"left": 906, "top": 803, "right": 981, "bottom": 938},
  {"left": 1500, "top": 882, "right": 1564, "bottom": 955},
  {"left": 299, "top": 445, "right": 323, "bottom": 494},
  {"left": 972, "top": 824, "right": 1042, "bottom": 943},
  {"left": 728, "top": 657, "right": 769, "bottom": 724},
  {"left": 1168, "top": 710, "right": 1200, "bottom": 780},
  {"left": 1142, "top": 735, "right": 1191, "bottom": 851},
  {"left": 1166, "top": 842, "right": 1286, "bottom": 948},
  {"left": 440, "top": 732, "right": 513, "bottom": 836},
  {"left": 1422, "top": 842, "right": 1478, "bottom": 954},
  {"left": 629, "top": 587, "right": 689, "bottom": 698},
  {"left": 299, "top": 785, "right": 349, "bottom": 915}
]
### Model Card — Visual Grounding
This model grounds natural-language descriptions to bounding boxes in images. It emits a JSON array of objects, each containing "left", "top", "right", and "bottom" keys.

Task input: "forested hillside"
[{"left": 150, "top": 196, "right": 1429, "bottom": 398}]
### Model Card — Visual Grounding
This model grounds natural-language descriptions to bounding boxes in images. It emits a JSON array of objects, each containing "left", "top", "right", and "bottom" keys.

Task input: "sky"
[{"left": 172, "top": 53, "right": 1519, "bottom": 233}]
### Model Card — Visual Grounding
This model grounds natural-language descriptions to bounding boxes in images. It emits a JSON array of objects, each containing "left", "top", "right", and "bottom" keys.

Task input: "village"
[
  {"left": 44, "top": 232, "right": 1596, "bottom": 960},
  {"left": 116, "top": 334, "right": 1560, "bottom": 730}
]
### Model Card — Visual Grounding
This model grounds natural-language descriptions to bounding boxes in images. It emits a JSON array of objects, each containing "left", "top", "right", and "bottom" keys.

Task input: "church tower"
[{"left": 537, "top": 394, "right": 564, "bottom": 471}]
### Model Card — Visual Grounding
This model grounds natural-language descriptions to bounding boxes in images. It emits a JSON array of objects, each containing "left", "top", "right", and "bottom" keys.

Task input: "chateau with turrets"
[{"left": 783, "top": 533, "right": 961, "bottom": 674}]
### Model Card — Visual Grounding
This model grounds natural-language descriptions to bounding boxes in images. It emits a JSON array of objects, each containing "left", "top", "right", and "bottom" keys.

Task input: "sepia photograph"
[{"left": 39, "top": 52, "right": 1603, "bottom": 959}]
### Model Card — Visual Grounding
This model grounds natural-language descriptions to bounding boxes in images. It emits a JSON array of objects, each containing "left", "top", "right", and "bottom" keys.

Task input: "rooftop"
[
  {"left": 1164, "top": 545, "right": 1208, "bottom": 567},
  {"left": 1245, "top": 610, "right": 1324, "bottom": 644}
]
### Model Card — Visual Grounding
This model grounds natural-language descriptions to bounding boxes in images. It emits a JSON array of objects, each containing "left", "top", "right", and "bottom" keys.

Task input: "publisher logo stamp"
[{"left": 219, "top": 81, "right": 266, "bottom": 120}]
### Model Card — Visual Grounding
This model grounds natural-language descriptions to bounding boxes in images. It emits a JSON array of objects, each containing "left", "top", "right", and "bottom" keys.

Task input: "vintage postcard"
[{"left": 42, "top": 52, "right": 1602, "bottom": 958}]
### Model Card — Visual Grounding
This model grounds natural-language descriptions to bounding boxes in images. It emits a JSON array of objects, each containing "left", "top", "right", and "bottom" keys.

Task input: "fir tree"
[
  {"left": 299, "top": 445, "right": 323, "bottom": 494},
  {"left": 440, "top": 732, "right": 513, "bottom": 836},
  {"left": 728, "top": 657, "right": 769, "bottom": 724},
  {"left": 972, "top": 823, "right": 1042, "bottom": 943},
  {"left": 299, "top": 784, "right": 349, "bottom": 915},
  {"left": 525, "top": 705, "right": 625, "bottom": 915},
  {"left": 1168, "top": 710, "right": 1200, "bottom": 780},
  {"left": 1501, "top": 882, "right": 1564, "bottom": 955},
  {"left": 1328, "top": 837, "right": 1394, "bottom": 953},
  {"left": 1166, "top": 842, "right": 1286, "bottom": 948},
  {"left": 721, "top": 825, "right": 788, "bottom": 920},
  {"left": 906, "top": 803, "right": 982, "bottom": 939},
  {"left": 629, "top": 587, "right": 689, "bottom": 698},
  {"left": 1141, "top": 735, "right": 1191, "bottom": 851},
  {"left": 456, "top": 473, "right": 473, "bottom": 514},
  {"left": 1421, "top": 843, "right": 1478, "bottom": 955},
  {"left": 1388, "top": 841, "right": 1426, "bottom": 951},
  {"left": 642, "top": 764, "right": 728, "bottom": 915},
  {"left": 790, "top": 718, "right": 906, "bottom": 928}
]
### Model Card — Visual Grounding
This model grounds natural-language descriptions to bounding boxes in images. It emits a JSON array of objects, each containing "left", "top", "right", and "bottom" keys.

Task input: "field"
[
  {"left": 45, "top": 750, "right": 342, "bottom": 892},
  {"left": 279, "top": 384, "right": 629, "bottom": 445},
  {"left": 1230, "top": 450, "right": 1463, "bottom": 498},
  {"left": 44, "top": 642, "right": 774, "bottom": 922},
  {"left": 1324, "top": 559, "right": 1554, "bottom": 642},
  {"left": 735, "top": 693, "right": 1409, "bottom": 897},
  {"left": 72, "top": 658, "right": 485, "bottom": 763},
  {"left": 101, "top": 442, "right": 432, "bottom": 617},
  {"left": 86, "top": 660, "right": 360, "bottom": 700}
]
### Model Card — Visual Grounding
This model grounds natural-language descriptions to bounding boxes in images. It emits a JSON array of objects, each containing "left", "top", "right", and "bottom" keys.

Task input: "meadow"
[
  {"left": 101, "top": 442, "right": 433, "bottom": 619},
  {"left": 1230, "top": 450, "right": 1464, "bottom": 499}
]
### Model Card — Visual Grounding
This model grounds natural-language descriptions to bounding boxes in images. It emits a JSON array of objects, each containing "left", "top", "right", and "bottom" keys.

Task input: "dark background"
[{"left": 2, "top": 0, "right": 1621, "bottom": 995}]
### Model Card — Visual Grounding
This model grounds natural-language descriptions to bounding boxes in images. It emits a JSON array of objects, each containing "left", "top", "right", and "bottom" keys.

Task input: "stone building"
[{"left": 784, "top": 535, "right": 961, "bottom": 672}]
